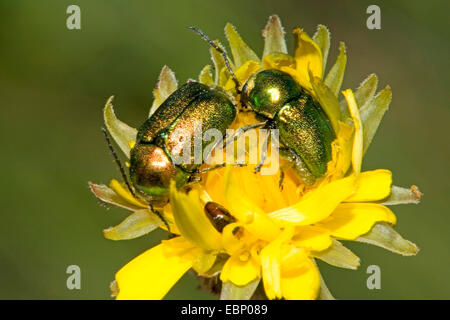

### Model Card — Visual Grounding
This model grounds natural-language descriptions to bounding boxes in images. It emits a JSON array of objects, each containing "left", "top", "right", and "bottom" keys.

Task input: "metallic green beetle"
[
  {"left": 189, "top": 26, "right": 335, "bottom": 186},
  {"left": 240, "top": 69, "right": 336, "bottom": 185},
  {"left": 129, "top": 81, "right": 236, "bottom": 204}
]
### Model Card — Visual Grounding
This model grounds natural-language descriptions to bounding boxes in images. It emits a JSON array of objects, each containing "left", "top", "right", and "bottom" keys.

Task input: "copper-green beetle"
[
  {"left": 130, "top": 81, "right": 236, "bottom": 204},
  {"left": 241, "top": 69, "right": 335, "bottom": 184}
]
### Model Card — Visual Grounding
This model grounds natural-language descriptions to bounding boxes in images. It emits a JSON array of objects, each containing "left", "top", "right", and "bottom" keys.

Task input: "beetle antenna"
[
  {"left": 149, "top": 203, "right": 173, "bottom": 237},
  {"left": 101, "top": 127, "right": 136, "bottom": 197},
  {"left": 188, "top": 26, "right": 241, "bottom": 93}
]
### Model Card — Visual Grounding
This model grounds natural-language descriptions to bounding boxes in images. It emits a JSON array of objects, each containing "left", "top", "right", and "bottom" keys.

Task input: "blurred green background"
[{"left": 0, "top": 0, "right": 448, "bottom": 299}]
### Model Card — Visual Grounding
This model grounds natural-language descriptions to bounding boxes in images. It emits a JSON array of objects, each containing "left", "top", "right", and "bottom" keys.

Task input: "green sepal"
[
  {"left": 312, "top": 25, "right": 330, "bottom": 74},
  {"left": 201, "top": 253, "right": 229, "bottom": 277},
  {"left": 380, "top": 185, "right": 423, "bottom": 205},
  {"left": 356, "top": 222, "right": 419, "bottom": 256},
  {"left": 192, "top": 251, "right": 217, "bottom": 275},
  {"left": 324, "top": 42, "right": 347, "bottom": 97},
  {"left": 89, "top": 182, "right": 142, "bottom": 211},
  {"left": 220, "top": 278, "right": 260, "bottom": 300},
  {"left": 355, "top": 73, "right": 378, "bottom": 109},
  {"left": 225, "top": 23, "right": 260, "bottom": 68},
  {"left": 149, "top": 65, "right": 178, "bottom": 117},
  {"left": 339, "top": 73, "right": 378, "bottom": 120},
  {"left": 103, "top": 209, "right": 161, "bottom": 240},
  {"left": 360, "top": 86, "right": 392, "bottom": 154},
  {"left": 110, "top": 280, "right": 119, "bottom": 297},
  {"left": 103, "top": 96, "right": 137, "bottom": 158},
  {"left": 199, "top": 65, "right": 214, "bottom": 86},
  {"left": 312, "top": 239, "right": 360, "bottom": 270},
  {"left": 262, "top": 15, "right": 287, "bottom": 57}
]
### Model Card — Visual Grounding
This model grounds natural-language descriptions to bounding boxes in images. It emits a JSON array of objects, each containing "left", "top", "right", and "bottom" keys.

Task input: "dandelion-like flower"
[{"left": 90, "top": 15, "right": 422, "bottom": 300}]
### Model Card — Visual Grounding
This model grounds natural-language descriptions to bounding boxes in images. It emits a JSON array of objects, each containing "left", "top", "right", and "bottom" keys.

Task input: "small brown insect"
[{"left": 204, "top": 202, "right": 236, "bottom": 233}]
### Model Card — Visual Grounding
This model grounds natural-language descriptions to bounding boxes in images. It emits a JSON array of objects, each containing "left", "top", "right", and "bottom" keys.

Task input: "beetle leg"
[
  {"left": 102, "top": 127, "right": 136, "bottom": 197},
  {"left": 203, "top": 122, "right": 265, "bottom": 171},
  {"left": 194, "top": 161, "right": 247, "bottom": 174},
  {"left": 279, "top": 168, "right": 285, "bottom": 190},
  {"left": 186, "top": 162, "right": 247, "bottom": 187},
  {"left": 254, "top": 129, "right": 270, "bottom": 173},
  {"left": 224, "top": 121, "right": 267, "bottom": 147},
  {"left": 187, "top": 175, "right": 202, "bottom": 184},
  {"left": 189, "top": 26, "right": 242, "bottom": 94},
  {"left": 198, "top": 163, "right": 227, "bottom": 173},
  {"left": 277, "top": 161, "right": 295, "bottom": 190},
  {"left": 203, "top": 132, "right": 229, "bottom": 161},
  {"left": 150, "top": 205, "right": 172, "bottom": 237},
  {"left": 149, "top": 203, "right": 173, "bottom": 237},
  {"left": 279, "top": 147, "right": 316, "bottom": 186}
]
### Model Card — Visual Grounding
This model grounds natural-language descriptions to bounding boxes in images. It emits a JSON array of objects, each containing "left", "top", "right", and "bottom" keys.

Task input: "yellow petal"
[
  {"left": 224, "top": 60, "right": 260, "bottom": 91},
  {"left": 268, "top": 175, "right": 356, "bottom": 226},
  {"left": 227, "top": 164, "right": 288, "bottom": 213},
  {"left": 115, "top": 237, "right": 196, "bottom": 300},
  {"left": 169, "top": 182, "right": 222, "bottom": 250},
  {"left": 292, "top": 28, "right": 323, "bottom": 91},
  {"left": 224, "top": 166, "right": 280, "bottom": 242},
  {"left": 204, "top": 168, "right": 227, "bottom": 207},
  {"left": 342, "top": 89, "right": 363, "bottom": 175},
  {"left": 345, "top": 169, "right": 392, "bottom": 202},
  {"left": 236, "top": 61, "right": 261, "bottom": 84},
  {"left": 222, "top": 222, "right": 245, "bottom": 255},
  {"left": 262, "top": 53, "right": 295, "bottom": 70},
  {"left": 192, "top": 251, "right": 217, "bottom": 275},
  {"left": 109, "top": 179, "right": 148, "bottom": 208},
  {"left": 260, "top": 227, "right": 294, "bottom": 299},
  {"left": 225, "top": 23, "right": 260, "bottom": 68},
  {"left": 280, "top": 245, "right": 308, "bottom": 275},
  {"left": 281, "top": 258, "right": 320, "bottom": 300},
  {"left": 292, "top": 226, "right": 332, "bottom": 252},
  {"left": 317, "top": 203, "right": 397, "bottom": 240},
  {"left": 330, "top": 121, "right": 354, "bottom": 179},
  {"left": 220, "top": 251, "right": 260, "bottom": 286}
]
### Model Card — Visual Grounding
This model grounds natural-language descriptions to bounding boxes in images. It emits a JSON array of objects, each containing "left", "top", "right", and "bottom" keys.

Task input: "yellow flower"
[{"left": 90, "top": 15, "right": 422, "bottom": 300}]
